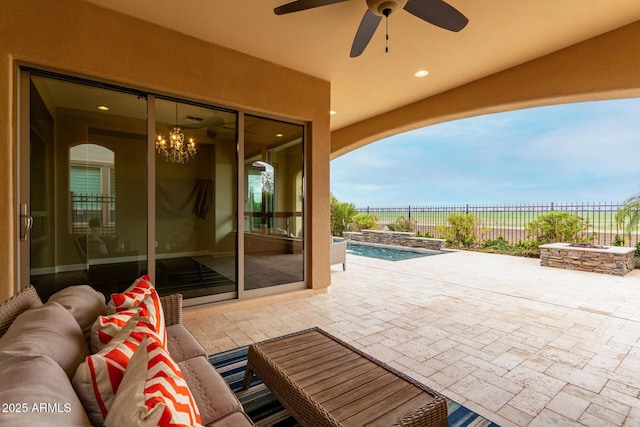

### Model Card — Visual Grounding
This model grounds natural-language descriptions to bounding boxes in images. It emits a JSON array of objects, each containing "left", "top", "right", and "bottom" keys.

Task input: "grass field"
[
  {"left": 370, "top": 210, "right": 621, "bottom": 229},
  {"left": 356, "top": 203, "right": 639, "bottom": 246}
]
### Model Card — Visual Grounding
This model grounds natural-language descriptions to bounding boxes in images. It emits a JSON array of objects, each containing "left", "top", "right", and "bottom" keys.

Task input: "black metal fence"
[
  {"left": 355, "top": 202, "right": 639, "bottom": 247},
  {"left": 70, "top": 192, "right": 116, "bottom": 234}
]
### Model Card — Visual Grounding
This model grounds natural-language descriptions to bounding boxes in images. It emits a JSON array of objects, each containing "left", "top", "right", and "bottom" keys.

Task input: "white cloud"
[{"left": 331, "top": 98, "right": 640, "bottom": 206}]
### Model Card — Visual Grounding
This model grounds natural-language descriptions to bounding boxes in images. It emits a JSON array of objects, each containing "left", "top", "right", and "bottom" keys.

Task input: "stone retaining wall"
[
  {"left": 539, "top": 243, "right": 636, "bottom": 276},
  {"left": 343, "top": 230, "right": 445, "bottom": 251}
]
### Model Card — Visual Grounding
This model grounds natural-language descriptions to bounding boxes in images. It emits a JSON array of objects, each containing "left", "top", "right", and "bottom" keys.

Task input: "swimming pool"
[{"left": 346, "top": 242, "right": 443, "bottom": 261}]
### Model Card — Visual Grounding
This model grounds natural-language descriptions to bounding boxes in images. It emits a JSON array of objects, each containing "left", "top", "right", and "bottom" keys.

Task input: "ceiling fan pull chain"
[{"left": 385, "top": 13, "right": 389, "bottom": 53}]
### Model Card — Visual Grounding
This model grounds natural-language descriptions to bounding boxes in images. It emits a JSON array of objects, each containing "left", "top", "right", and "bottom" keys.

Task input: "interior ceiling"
[
  {"left": 83, "top": 0, "right": 640, "bottom": 132},
  {"left": 34, "top": 76, "right": 304, "bottom": 148}
]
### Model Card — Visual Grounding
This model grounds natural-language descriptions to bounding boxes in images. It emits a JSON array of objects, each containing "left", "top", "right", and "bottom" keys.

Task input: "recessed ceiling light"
[
  {"left": 276, "top": 133, "right": 284, "bottom": 138},
  {"left": 330, "top": 110, "right": 337, "bottom": 115},
  {"left": 98, "top": 105, "right": 110, "bottom": 111},
  {"left": 414, "top": 70, "right": 429, "bottom": 78}
]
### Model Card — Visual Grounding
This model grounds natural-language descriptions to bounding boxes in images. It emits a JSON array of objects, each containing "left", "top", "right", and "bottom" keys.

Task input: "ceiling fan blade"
[
  {"left": 274, "top": 0, "right": 346, "bottom": 15},
  {"left": 403, "top": 0, "right": 468, "bottom": 32},
  {"left": 350, "top": 10, "right": 382, "bottom": 57}
]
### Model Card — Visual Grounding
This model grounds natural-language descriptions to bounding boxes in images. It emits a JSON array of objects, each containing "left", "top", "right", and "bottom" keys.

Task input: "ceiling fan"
[
  {"left": 177, "top": 114, "right": 238, "bottom": 141},
  {"left": 274, "top": 0, "right": 468, "bottom": 57}
]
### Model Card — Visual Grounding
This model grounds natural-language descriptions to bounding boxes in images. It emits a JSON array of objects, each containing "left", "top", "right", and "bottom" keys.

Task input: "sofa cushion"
[
  {"left": 104, "top": 336, "right": 202, "bottom": 427},
  {"left": 0, "top": 284, "right": 42, "bottom": 339},
  {"left": 178, "top": 356, "right": 244, "bottom": 426},
  {"left": 167, "top": 323, "right": 207, "bottom": 363},
  {"left": 0, "top": 302, "right": 89, "bottom": 378},
  {"left": 0, "top": 352, "right": 91, "bottom": 426},
  {"left": 209, "top": 412, "right": 255, "bottom": 427},
  {"left": 74, "top": 313, "right": 162, "bottom": 426},
  {"left": 48, "top": 285, "right": 107, "bottom": 341}
]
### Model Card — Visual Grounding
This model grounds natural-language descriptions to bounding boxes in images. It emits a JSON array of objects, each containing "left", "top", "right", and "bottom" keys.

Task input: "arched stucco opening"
[{"left": 331, "top": 20, "right": 640, "bottom": 159}]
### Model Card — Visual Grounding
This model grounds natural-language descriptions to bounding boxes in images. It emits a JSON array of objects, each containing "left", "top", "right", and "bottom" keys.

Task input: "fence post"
[{"left": 408, "top": 205, "right": 411, "bottom": 220}]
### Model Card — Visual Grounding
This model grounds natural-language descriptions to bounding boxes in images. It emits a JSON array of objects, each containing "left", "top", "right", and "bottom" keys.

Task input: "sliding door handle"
[{"left": 20, "top": 204, "right": 33, "bottom": 241}]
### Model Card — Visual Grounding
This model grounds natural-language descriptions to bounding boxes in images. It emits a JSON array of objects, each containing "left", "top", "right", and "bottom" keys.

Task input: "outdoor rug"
[{"left": 209, "top": 346, "right": 500, "bottom": 427}]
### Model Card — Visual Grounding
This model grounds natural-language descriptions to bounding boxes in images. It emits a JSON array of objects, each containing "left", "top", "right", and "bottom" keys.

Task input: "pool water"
[{"left": 346, "top": 242, "right": 442, "bottom": 261}]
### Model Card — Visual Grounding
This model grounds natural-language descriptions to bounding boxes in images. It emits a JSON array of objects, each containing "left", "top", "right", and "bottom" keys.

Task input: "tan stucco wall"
[
  {"left": 331, "top": 20, "right": 640, "bottom": 158},
  {"left": 0, "top": 0, "right": 331, "bottom": 302}
]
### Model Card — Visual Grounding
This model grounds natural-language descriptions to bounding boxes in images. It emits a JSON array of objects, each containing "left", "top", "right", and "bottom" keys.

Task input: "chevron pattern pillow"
[
  {"left": 104, "top": 336, "right": 202, "bottom": 427},
  {"left": 90, "top": 276, "right": 166, "bottom": 352},
  {"left": 74, "top": 313, "right": 162, "bottom": 426},
  {"left": 107, "top": 275, "right": 155, "bottom": 313}
]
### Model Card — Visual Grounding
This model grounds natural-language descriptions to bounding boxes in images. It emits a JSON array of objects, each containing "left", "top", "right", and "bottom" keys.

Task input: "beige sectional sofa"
[{"left": 0, "top": 283, "right": 254, "bottom": 427}]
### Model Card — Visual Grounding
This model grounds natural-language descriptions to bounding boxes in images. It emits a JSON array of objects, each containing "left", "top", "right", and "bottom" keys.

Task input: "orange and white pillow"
[
  {"left": 90, "top": 276, "right": 166, "bottom": 352},
  {"left": 104, "top": 336, "right": 202, "bottom": 427},
  {"left": 107, "top": 275, "right": 155, "bottom": 313},
  {"left": 90, "top": 307, "right": 140, "bottom": 353},
  {"left": 74, "top": 314, "right": 162, "bottom": 426}
]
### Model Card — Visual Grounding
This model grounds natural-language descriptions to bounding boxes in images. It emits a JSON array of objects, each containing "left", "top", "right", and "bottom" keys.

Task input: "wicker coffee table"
[{"left": 243, "top": 327, "right": 448, "bottom": 427}]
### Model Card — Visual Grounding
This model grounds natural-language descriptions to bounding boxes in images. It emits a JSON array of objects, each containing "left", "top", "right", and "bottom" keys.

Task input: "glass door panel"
[
  {"left": 154, "top": 99, "right": 237, "bottom": 300},
  {"left": 20, "top": 69, "right": 306, "bottom": 303},
  {"left": 27, "top": 75, "right": 148, "bottom": 300},
  {"left": 244, "top": 115, "right": 304, "bottom": 290}
]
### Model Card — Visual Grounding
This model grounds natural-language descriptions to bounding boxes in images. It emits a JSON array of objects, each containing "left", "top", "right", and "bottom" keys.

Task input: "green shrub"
[
  {"left": 612, "top": 234, "right": 624, "bottom": 247},
  {"left": 330, "top": 193, "right": 356, "bottom": 236},
  {"left": 525, "top": 211, "right": 593, "bottom": 244},
  {"left": 513, "top": 239, "right": 541, "bottom": 258},
  {"left": 387, "top": 216, "right": 416, "bottom": 232},
  {"left": 416, "top": 230, "right": 434, "bottom": 238},
  {"left": 436, "top": 212, "right": 488, "bottom": 248},
  {"left": 482, "top": 235, "right": 512, "bottom": 252},
  {"left": 615, "top": 192, "right": 640, "bottom": 245},
  {"left": 352, "top": 213, "right": 379, "bottom": 231}
]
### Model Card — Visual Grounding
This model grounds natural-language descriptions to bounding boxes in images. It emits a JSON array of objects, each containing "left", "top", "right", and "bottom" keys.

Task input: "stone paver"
[{"left": 183, "top": 249, "right": 640, "bottom": 426}]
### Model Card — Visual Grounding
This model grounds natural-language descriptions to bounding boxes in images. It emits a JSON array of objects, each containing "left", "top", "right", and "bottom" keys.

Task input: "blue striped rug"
[{"left": 209, "top": 346, "right": 500, "bottom": 427}]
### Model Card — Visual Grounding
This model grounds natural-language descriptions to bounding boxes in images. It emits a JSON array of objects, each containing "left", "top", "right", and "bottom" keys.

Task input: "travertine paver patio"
[{"left": 183, "top": 249, "right": 640, "bottom": 427}]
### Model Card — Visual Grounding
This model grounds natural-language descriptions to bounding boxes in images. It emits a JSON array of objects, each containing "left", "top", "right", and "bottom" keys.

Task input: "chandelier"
[{"left": 156, "top": 103, "right": 196, "bottom": 163}]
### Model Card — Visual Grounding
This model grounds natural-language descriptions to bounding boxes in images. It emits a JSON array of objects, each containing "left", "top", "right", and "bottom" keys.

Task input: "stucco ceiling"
[{"left": 83, "top": 0, "right": 640, "bottom": 132}]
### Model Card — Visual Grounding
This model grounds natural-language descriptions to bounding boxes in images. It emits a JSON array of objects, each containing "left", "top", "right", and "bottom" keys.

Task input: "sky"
[{"left": 330, "top": 98, "right": 640, "bottom": 207}]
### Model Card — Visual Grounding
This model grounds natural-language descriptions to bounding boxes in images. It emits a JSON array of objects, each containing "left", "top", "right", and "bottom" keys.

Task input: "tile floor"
[{"left": 183, "top": 249, "right": 640, "bottom": 426}]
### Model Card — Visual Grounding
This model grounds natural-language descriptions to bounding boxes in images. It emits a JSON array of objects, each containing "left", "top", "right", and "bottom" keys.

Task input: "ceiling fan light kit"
[
  {"left": 274, "top": 0, "right": 468, "bottom": 57},
  {"left": 366, "top": 0, "right": 407, "bottom": 16}
]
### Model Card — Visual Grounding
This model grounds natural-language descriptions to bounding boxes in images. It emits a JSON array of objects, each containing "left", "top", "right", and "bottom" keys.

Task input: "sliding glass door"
[
  {"left": 18, "top": 69, "right": 305, "bottom": 303},
  {"left": 154, "top": 99, "right": 238, "bottom": 300},
  {"left": 24, "top": 74, "right": 148, "bottom": 301},
  {"left": 244, "top": 116, "right": 304, "bottom": 292}
]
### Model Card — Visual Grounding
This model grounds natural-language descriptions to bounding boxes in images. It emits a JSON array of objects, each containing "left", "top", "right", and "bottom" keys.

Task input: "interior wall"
[
  {"left": 55, "top": 109, "right": 148, "bottom": 267},
  {"left": 214, "top": 140, "right": 237, "bottom": 256},
  {"left": 29, "top": 81, "right": 55, "bottom": 271},
  {"left": 156, "top": 145, "right": 215, "bottom": 255},
  {"left": 0, "top": 0, "right": 331, "bottom": 302},
  {"left": 273, "top": 142, "right": 303, "bottom": 232},
  {"left": 331, "top": 20, "right": 640, "bottom": 158}
]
